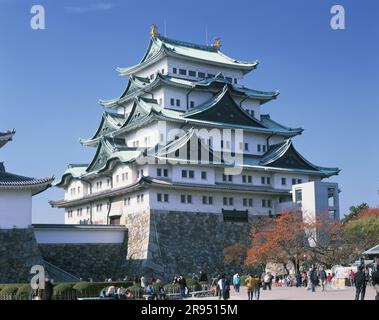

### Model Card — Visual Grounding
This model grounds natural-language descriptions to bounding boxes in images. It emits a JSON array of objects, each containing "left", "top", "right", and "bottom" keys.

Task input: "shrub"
[
  {"left": 126, "top": 285, "right": 144, "bottom": 299},
  {"left": 73, "top": 281, "right": 133, "bottom": 296},
  {"left": 163, "top": 284, "right": 180, "bottom": 294},
  {"left": 0, "top": 284, "right": 20, "bottom": 296},
  {"left": 53, "top": 283, "right": 75, "bottom": 298},
  {"left": 16, "top": 284, "right": 32, "bottom": 300}
]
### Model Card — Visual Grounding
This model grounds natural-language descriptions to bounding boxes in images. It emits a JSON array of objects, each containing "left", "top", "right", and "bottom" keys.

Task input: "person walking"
[
  {"left": 310, "top": 267, "right": 319, "bottom": 292},
  {"left": 217, "top": 275, "right": 225, "bottom": 300},
  {"left": 244, "top": 274, "right": 254, "bottom": 300},
  {"left": 348, "top": 269, "right": 355, "bottom": 287},
  {"left": 354, "top": 266, "right": 367, "bottom": 300},
  {"left": 222, "top": 275, "right": 230, "bottom": 300},
  {"left": 253, "top": 275, "right": 262, "bottom": 300},
  {"left": 232, "top": 273, "right": 241, "bottom": 293},
  {"left": 263, "top": 272, "right": 272, "bottom": 291}
]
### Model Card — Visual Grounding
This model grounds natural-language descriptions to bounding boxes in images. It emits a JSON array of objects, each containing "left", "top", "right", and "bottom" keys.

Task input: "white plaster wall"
[
  {"left": 273, "top": 173, "right": 308, "bottom": 190},
  {"left": 166, "top": 57, "right": 244, "bottom": 84},
  {"left": 171, "top": 165, "right": 216, "bottom": 185},
  {"left": 34, "top": 229, "right": 125, "bottom": 244},
  {"left": 235, "top": 97, "right": 261, "bottom": 120},
  {"left": 64, "top": 179, "right": 87, "bottom": 200},
  {"left": 134, "top": 58, "right": 169, "bottom": 80},
  {"left": 0, "top": 190, "right": 32, "bottom": 228}
]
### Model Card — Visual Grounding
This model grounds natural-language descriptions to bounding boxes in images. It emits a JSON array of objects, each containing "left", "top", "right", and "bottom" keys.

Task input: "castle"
[{"left": 48, "top": 25, "right": 340, "bottom": 276}]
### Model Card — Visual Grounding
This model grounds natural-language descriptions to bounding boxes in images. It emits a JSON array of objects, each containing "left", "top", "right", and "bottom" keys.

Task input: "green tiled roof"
[
  {"left": 100, "top": 73, "right": 278, "bottom": 108},
  {"left": 116, "top": 35, "right": 258, "bottom": 76}
]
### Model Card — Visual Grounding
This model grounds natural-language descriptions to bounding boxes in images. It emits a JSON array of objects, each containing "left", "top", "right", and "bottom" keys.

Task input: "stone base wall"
[
  {"left": 38, "top": 233, "right": 129, "bottom": 282},
  {"left": 0, "top": 228, "right": 43, "bottom": 283},
  {"left": 125, "top": 210, "right": 260, "bottom": 279}
]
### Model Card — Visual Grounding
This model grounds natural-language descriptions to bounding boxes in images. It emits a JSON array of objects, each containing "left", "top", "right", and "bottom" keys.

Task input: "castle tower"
[{"left": 50, "top": 27, "right": 340, "bottom": 276}]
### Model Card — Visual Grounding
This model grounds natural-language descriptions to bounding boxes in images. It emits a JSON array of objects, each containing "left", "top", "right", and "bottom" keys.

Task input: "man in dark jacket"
[
  {"left": 354, "top": 266, "right": 367, "bottom": 300},
  {"left": 179, "top": 276, "right": 187, "bottom": 298},
  {"left": 371, "top": 264, "right": 379, "bottom": 300},
  {"left": 310, "top": 267, "right": 319, "bottom": 292},
  {"left": 41, "top": 277, "right": 54, "bottom": 300}
]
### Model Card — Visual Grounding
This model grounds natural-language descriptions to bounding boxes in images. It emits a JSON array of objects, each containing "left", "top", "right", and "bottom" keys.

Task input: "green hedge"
[
  {"left": 53, "top": 283, "right": 76, "bottom": 297},
  {"left": 16, "top": 284, "right": 32, "bottom": 300},
  {"left": 0, "top": 284, "right": 20, "bottom": 296},
  {"left": 73, "top": 281, "right": 134, "bottom": 296}
]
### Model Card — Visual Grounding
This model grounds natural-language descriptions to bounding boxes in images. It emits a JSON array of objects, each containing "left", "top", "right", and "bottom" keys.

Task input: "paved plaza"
[{"left": 190, "top": 285, "right": 377, "bottom": 300}]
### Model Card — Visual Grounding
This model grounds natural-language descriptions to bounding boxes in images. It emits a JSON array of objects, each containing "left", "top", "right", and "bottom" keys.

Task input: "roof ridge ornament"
[
  {"left": 212, "top": 37, "right": 221, "bottom": 49},
  {"left": 150, "top": 24, "right": 159, "bottom": 37}
]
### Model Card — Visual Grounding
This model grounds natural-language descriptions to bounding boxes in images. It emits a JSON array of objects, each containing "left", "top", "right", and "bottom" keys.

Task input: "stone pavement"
[{"left": 190, "top": 285, "right": 377, "bottom": 300}]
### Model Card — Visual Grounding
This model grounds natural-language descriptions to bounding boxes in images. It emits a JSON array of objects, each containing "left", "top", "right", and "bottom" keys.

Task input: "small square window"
[
  {"left": 222, "top": 174, "right": 226, "bottom": 182},
  {"left": 181, "top": 195, "right": 186, "bottom": 203},
  {"left": 257, "top": 144, "right": 261, "bottom": 152},
  {"left": 281, "top": 178, "right": 286, "bottom": 185},
  {"left": 187, "top": 195, "right": 192, "bottom": 203},
  {"left": 249, "top": 199, "right": 253, "bottom": 207},
  {"left": 190, "top": 101, "right": 195, "bottom": 108},
  {"left": 297, "top": 179, "right": 302, "bottom": 184},
  {"left": 228, "top": 175, "right": 233, "bottom": 182},
  {"left": 229, "top": 198, "right": 233, "bottom": 205},
  {"left": 201, "top": 171, "right": 207, "bottom": 180},
  {"left": 262, "top": 199, "right": 266, "bottom": 207},
  {"left": 179, "top": 69, "right": 187, "bottom": 75},
  {"left": 243, "top": 198, "right": 247, "bottom": 206},
  {"left": 163, "top": 169, "right": 168, "bottom": 177},
  {"left": 189, "top": 170, "right": 194, "bottom": 178},
  {"left": 261, "top": 177, "right": 265, "bottom": 184},
  {"left": 182, "top": 170, "right": 187, "bottom": 178},
  {"left": 226, "top": 77, "right": 232, "bottom": 83},
  {"left": 242, "top": 175, "right": 246, "bottom": 183},
  {"left": 262, "top": 145, "right": 267, "bottom": 152},
  {"left": 267, "top": 177, "right": 271, "bottom": 185},
  {"left": 244, "top": 143, "right": 249, "bottom": 151},
  {"left": 189, "top": 70, "right": 196, "bottom": 77},
  {"left": 202, "top": 196, "right": 207, "bottom": 204},
  {"left": 173, "top": 67, "right": 177, "bottom": 74},
  {"left": 223, "top": 197, "right": 228, "bottom": 205},
  {"left": 176, "top": 99, "right": 180, "bottom": 107},
  {"left": 292, "top": 178, "right": 297, "bottom": 185},
  {"left": 157, "top": 168, "right": 162, "bottom": 176},
  {"left": 157, "top": 193, "right": 162, "bottom": 202},
  {"left": 248, "top": 176, "right": 252, "bottom": 183},
  {"left": 170, "top": 98, "right": 175, "bottom": 106},
  {"left": 208, "top": 196, "right": 213, "bottom": 205},
  {"left": 164, "top": 194, "right": 169, "bottom": 202},
  {"left": 267, "top": 200, "right": 272, "bottom": 208},
  {"left": 198, "top": 72, "right": 206, "bottom": 78},
  {"left": 234, "top": 78, "right": 237, "bottom": 84}
]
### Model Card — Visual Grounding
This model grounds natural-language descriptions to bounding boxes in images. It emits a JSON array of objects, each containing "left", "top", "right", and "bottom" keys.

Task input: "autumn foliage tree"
[
  {"left": 224, "top": 243, "right": 248, "bottom": 269},
  {"left": 245, "top": 211, "right": 308, "bottom": 274}
]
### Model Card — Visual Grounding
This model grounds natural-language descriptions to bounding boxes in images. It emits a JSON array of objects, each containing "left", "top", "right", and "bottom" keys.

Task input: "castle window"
[
  {"left": 244, "top": 143, "right": 249, "bottom": 151},
  {"left": 163, "top": 169, "right": 168, "bottom": 177},
  {"left": 188, "top": 170, "right": 194, "bottom": 178},
  {"left": 198, "top": 72, "right": 205, "bottom": 78},
  {"left": 179, "top": 69, "right": 187, "bottom": 75},
  {"left": 188, "top": 70, "right": 196, "bottom": 77},
  {"left": 257, "top": 144, "right": 261, "bottom": 152},
  {"left": 242, "top": 175, "right": 246, "bottom": 183},
  {"left": 202, "top": 196, "right": 207, "bottom": 204},
  {"left": 207, "top": 73, "right": 215, "bottom": 78},
  {"left": 173, "top": 67, "right": 177, "bottom": 74},
  {"left": 164, "top": 194, "right": 169, "bottom": 202},
  {"left": 267, "top": 177, "right": 271, "bottom": 185},
  {"left": 187, "top": 195, "right": 192, "bottom": 203},
  {"left": 229, "top": 197, "right": 234, "bottom": 205},
  {"left": 223, "top": 197, "right": 227, "bottom": 205},
  {"left": 190, "top": 101, "right": 195, "bottom": 108},
  {"left": 267, "top": 200, "right": 272, "bottom": 208},
  {"left": 248, "top": 175, "right": 252, "bottom": 183},
  {"left": 181, "top": 194, "right": 186, "bottom": 203},
  {"left": 292, "top": 178, "right": 297, "bottom": 185},
  {"left": 297, "top": 179, "right": 302, "bottom": 184},
  {"left": 234, "top": 78, "right": 238, "bottom": 84},
  {"left": 157, "top": 193, "right": 162, "bottom": 202},
  {"left": 281, "top": 178, "right": 287, "bottom": 186},
  {"left": 228, "top": 175, "right": 233, "bottom": 182},
  {"left": 201, "top": 171, "right": 207, "bottom": 180},
  {"left": 262, "top": 145, "right": 267, "bottom": 153},
  {"left": 176, "top": 99, "right": 180, "bottom": 107},
  {"left": 170, "top": 98, "right": 175, "bottom": 106},
  {"left": 157, "top": 168, "right": 162, "bottom": 176},
  {"left": 182, "top": 170, "right": 187, "bottom": 178},
  {"left": 226, "top": 77, "right": 232, "bottom": 83},
  {"left": 161, "top": 68, "right": 165, "bottom": 74},
  {"left": 208, "top": 196, "right": 213, "bottom": 205},
  {"left": 262, "top": 199, "right": 266, "bottom": 208},
  {"left": 249, "top": 199, "right": 253, "bottom": 207}
]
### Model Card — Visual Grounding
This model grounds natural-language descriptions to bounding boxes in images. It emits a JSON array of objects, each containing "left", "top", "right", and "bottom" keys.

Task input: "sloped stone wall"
[
  {"left": 129, "top": 210, "right": 259, "bottom": 279},
  {"left": 0, "top": 228, "right": 43, "bottom": 283},
  {"left": 38, "top": 232, "right": 129, "bottom": 281}
]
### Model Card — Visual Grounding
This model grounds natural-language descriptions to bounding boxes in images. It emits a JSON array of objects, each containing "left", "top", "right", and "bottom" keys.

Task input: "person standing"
[
  {"left": 41, "top": 277, "right": 54, "bottom": 300},
  {"left": 372, "top": 264, "right": 379, "bottom": 300},
  {"left": 232, "top": 273, "right": 241, "bottom": 293},
  {"left": 140, "top": 275, "right": 146, "bottom": 289},
  {"left": 354, "top": 266, "right": 367, "bottom": 300},
  {"left": 310, "top": 267, "right": 319, "bottom": 292},
  {"left": 348, "top": 269, "right": 355, "bottom": 287},
  {"left": 217, "top": 275, "right": 225, "bottom": 300},
  {"left": 179, "top": 276, "right": 187, "bottom": 298},
  {"left": 222, "top": 275, "right": 230, "bottom": 300},
  {"left": 318, "top": 268, "right": 327, "bottom": 292}
]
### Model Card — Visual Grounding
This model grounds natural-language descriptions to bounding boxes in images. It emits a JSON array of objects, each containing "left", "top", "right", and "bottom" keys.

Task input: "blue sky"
[{"left": 0, "top": 0, "right": 378, "bottom": 223}]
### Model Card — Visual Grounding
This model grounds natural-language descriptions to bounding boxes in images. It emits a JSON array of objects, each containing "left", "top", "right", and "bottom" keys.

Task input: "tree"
[
  {"left": 224, "top": 243, "right": 247, "bottom": 269},
  {"left": 341, "top": 203, "right": 369, "bottom": 225},
  {"left": 246, "top": 211, "right": 308, "bottom": 274},
  {"left": 343, "top": 208, "right": 379, "bottom": 259}
]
